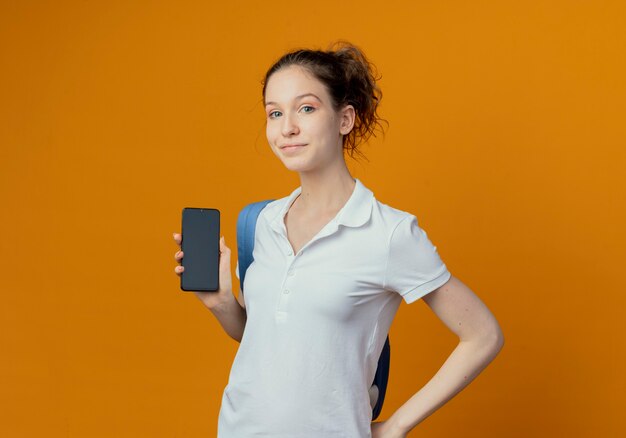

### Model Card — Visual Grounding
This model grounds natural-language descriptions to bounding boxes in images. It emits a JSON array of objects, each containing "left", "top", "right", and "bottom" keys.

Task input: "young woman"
[{"left": 173, "top": 41, "right": 504, "bottom": 438}]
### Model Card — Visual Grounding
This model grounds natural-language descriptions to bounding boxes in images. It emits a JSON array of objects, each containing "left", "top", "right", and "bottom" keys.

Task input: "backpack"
[{"left": 236, "top": 200, "right": 390, "bottom": 421}]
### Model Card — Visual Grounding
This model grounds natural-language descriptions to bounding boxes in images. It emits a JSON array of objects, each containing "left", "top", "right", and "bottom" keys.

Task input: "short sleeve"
[{"left": 384, "top": 215, "right": 451, "bottom": 304}]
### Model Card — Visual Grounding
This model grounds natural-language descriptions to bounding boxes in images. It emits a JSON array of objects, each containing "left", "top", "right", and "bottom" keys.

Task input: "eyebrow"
[{"left": 264, "top": 93, "right": 322, "bottom": 107}]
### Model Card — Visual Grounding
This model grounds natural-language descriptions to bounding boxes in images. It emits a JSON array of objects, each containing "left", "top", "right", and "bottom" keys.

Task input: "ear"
[{"left": 339, "top": 105, "right": 356, "bottom": 135}]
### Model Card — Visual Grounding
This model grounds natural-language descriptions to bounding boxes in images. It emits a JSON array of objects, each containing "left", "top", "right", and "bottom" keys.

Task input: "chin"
[
  {"left": 271, "top": 149, "right": 308, "bottom": 169},
  {"left": 282, "top": 161, "right": 313, "bottom": 173}
]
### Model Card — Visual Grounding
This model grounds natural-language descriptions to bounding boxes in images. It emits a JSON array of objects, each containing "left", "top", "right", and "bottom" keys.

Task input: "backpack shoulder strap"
[{"left": 236, "top": 199, "right": 274, "bottom": 292}]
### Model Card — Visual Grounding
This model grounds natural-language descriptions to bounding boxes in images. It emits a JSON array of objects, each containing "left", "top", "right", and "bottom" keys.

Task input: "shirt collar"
[{"left": 269, "top": 178, "right": 374, "bottom": 235}]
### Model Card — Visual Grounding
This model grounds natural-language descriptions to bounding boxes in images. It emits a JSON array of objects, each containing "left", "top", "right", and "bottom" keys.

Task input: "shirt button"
[
  {"left": 287, "top": 270, "right": 295, "bottom": 277},
  {"left": 286, "top": 250, "right": 293, "bottom": 256},
  {"left": 283, "top": 289, "right": 290, "bottom": 294}
]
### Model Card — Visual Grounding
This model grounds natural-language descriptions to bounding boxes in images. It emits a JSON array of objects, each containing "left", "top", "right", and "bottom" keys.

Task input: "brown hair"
[{"left": 262, "top": 40, "right": 388, "bottom": 161}]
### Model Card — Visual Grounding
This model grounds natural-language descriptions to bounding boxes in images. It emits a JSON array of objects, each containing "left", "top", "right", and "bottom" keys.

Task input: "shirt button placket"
[{"left": 277, "top": 248, "right": 296, "bottom": 318}]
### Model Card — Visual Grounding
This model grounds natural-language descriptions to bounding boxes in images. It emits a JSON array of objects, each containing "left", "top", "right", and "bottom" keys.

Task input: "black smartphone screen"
[{"left": 180, "top": 208, "right": 220, "bottom": 292}]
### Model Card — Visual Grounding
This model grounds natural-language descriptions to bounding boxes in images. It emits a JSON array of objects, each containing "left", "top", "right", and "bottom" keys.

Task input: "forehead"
[{"left": 264, "top": 66, "right": 328, "bottom": 105}]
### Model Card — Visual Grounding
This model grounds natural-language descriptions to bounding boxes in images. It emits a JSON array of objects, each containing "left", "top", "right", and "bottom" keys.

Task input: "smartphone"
[{"left": 180, "top": 208, "right": 220, "bottom": 292}]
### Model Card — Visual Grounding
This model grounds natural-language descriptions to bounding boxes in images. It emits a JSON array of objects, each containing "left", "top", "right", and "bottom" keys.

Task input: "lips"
[{"left": 280, "top": 143, "right": 307, "bottom": 149}]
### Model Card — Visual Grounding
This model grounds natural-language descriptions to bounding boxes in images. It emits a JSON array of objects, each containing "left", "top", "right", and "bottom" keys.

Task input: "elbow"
[
  {"left": 486, "top": 324, "right": 505, "bottom": 357},
  {"left": 466, "top": 324, "right": 504, "bottom": 358},
  {"left": 230, "top": 330, "right": 245, "bottom": 343},
  {"left": 494, "top": 328, "right": 505, "bottom": 354},
  {"left": 462, "top": 318, "right": 504, "bottom": 348}
]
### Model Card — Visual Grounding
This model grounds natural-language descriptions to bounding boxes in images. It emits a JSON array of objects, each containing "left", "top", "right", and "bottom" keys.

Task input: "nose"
[{"left": 281, "top": 112, "right": 299, "bottom": 137}]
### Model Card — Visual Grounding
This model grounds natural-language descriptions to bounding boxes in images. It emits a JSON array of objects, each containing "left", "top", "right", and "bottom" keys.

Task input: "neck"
[{"left": 296, "top": 161, "right": 356, "bottom": 215}]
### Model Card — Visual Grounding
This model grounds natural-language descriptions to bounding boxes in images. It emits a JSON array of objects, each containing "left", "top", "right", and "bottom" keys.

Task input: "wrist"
[
  {"left": 385, "top": 412, "right": 411, "bottom": 436},
  {"left": 206, "top": 292, "right": 235, "bottom": 312}
]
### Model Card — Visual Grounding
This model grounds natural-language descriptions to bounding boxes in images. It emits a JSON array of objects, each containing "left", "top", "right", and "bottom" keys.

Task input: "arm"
[
  {"left": 381, "top": 274, "right": 504, "bottom": 436},
  {"left": 206, "top": 288, "right": 247, "bottom": 343},
  {"left": 175, "top": 233, "right": 248, "bottom": 343}
]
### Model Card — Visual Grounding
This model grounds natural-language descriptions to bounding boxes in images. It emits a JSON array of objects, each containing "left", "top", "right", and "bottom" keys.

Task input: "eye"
[
  {"left": 301, "top": 105, "right": 315, "bottom": 113},
  {"left": 268, "top": 110, "right": 282, "bottom": 119}
]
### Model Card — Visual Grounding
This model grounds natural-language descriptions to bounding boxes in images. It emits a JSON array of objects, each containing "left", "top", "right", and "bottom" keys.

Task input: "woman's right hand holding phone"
[{"left": 173, "top": 232, "right": 235, "bottom": 310}]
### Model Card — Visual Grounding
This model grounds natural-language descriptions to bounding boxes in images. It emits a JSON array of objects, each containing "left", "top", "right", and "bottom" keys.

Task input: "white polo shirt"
[{"left": 217, "top": 178, "right": 451, "bottom": 438}]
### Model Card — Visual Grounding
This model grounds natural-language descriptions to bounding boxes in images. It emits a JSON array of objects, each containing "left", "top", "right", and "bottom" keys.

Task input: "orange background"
[{"left": 1, "top": 1, "right": 624, "bottom": 436}]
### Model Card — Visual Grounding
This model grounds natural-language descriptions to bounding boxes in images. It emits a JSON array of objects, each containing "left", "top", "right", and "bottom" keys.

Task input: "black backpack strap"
[{"left": 371, "top": 336, "right": 390, "bottom": 420}]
